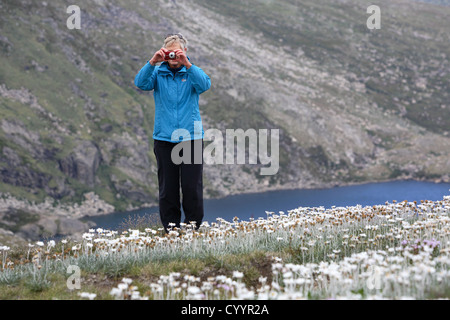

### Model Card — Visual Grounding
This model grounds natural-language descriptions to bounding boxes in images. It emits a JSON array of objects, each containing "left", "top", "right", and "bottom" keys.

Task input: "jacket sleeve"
[
  {"left": 134, "top": 62, "right": 157, "bottom": 91},
  {"left": 187, "top": 65, "right": 211, "bottom": 94}
]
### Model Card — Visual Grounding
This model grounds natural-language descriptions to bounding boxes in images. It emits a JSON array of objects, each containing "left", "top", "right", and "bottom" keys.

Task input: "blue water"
[{"left": 89, "top": 180, "right": 450, "bottom": 230}]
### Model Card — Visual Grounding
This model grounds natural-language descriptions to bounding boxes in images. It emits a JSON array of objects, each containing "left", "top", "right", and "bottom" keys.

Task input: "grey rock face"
[{"left": 59, "top": 140, "right": 101, "bottom": 187}]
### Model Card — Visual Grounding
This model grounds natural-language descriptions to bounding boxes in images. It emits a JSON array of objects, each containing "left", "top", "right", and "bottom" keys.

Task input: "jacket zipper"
[{"left": 174, "top": 73, "right": 178, "bottom": 129}]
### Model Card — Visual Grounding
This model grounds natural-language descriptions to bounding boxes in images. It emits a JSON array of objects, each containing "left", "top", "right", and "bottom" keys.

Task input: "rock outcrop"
[{"left": 59, "top": 140, "right": 102, "bottom": 187}]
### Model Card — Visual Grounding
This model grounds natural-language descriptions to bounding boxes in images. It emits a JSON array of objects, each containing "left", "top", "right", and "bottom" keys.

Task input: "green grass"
[{"left": 0, "top": 246, "right": 276, "bottom": 300}]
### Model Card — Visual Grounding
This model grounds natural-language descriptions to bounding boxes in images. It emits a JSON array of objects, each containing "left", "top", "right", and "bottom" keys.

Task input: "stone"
[
  {"left": 37, "top": 216, "right": 58, "bottom": 237},
  {"left": 58, "top": 140, "right": 101, "bottom": 187},
  {"left": 58, "top": 217, "right": 89, "bottom": 235},
  {"left": 17, "top": 223, "right": 41, "bottom": 241}
]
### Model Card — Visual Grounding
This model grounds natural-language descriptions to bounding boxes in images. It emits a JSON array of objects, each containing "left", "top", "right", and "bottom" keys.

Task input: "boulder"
[
  {"left": 0, "top": 227, "right": 27, "bottom": 248},
  {"left": 37, "top": 216, "right": 58, "bottom": 237},
  {"left": 58, "top": 140, "right": 101, "bottom": 187},
  {"left": 57, "top": 217, "right": 89, "bottom": 235},
  {"left": 16, "top": 223, "right": 41, "bottom": 241}
]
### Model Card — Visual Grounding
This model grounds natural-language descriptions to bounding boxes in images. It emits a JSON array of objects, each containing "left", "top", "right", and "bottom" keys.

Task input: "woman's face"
[{"left": 165, "top": 42, "right": 185, "bottom": 69}]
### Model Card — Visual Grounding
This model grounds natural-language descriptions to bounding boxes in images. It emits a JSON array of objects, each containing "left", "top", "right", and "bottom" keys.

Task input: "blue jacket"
[{"left": 134, "top": 59, "right": 211, "bottom": 142}]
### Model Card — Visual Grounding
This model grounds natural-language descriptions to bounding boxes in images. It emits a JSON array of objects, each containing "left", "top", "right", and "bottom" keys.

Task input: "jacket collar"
[{"left": 158, "top": 56, "right": 191, "bottom": 74}]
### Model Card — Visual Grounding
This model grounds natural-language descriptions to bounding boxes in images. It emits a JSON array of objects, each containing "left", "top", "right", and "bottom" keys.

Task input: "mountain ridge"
[{"left": 0, "top": 0, "right": 449, "bottom": 240}]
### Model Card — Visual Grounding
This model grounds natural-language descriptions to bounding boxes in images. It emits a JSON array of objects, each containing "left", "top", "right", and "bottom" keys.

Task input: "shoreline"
[
  {"left": 1, "top": 177, "right": 449, "bottom": 242},
  {"left": 109, "top": 176, "right": 450, "bottom": 214},
  {"left": 2, "top": 177, "right": 448, "bottom": 218}
]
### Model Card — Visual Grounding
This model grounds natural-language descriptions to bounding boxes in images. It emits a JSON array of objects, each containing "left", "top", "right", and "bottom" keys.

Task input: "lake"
[{"left": 89, "top": 180, "right": 450, "bottom": 230}]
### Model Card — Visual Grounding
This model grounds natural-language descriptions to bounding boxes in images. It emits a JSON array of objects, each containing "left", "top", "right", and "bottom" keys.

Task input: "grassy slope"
[{"left": 0, "top": 0, "right": 159, "bottom": 210}]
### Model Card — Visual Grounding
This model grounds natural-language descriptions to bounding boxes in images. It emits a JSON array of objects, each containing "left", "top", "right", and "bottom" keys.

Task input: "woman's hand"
[
  {"left": 149, "top": 48, "right": 166, "bottom": 65},
  {"left": 173, "top": 49, "right": 192, "bottom": 69}
]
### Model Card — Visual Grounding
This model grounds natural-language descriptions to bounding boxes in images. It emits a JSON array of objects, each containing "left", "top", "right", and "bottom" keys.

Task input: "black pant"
[{"left": 153, "top": 139, "right": 204, "bottom": 232}]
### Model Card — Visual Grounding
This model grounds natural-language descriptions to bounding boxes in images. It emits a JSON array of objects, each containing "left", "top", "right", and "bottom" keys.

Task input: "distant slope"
[
  {"left": 412, "top": 0, "right": 450, "bottom": 5},
  {"left": 0, "top": 0, "right": 449, "bottom": 213}
]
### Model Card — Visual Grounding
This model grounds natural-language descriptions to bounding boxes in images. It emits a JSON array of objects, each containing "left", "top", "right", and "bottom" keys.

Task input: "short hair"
[{"left": 164, "top": 33, "right": 188, "bottom": 50}]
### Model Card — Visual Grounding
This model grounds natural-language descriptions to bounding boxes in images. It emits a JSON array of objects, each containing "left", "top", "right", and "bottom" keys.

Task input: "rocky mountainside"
[
  {"left": 413, "top": 0, "right": 450, "bottom": 5},
  {"left": 0, "top": 0, "right": 449, "bottom": 240}
]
